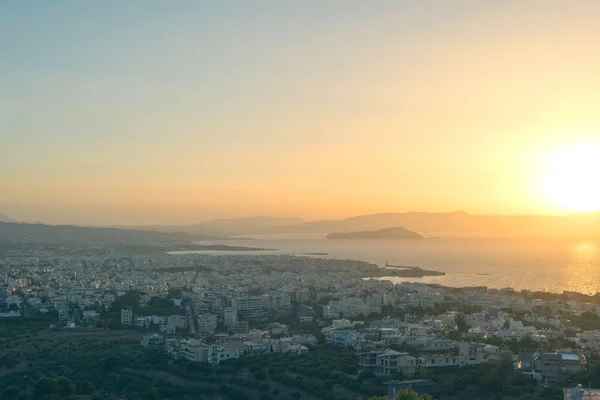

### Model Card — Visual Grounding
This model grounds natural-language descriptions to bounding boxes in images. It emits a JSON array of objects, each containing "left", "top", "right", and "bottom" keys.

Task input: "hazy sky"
[{"left": 3, "top": 1, "right": 600, "bottom": 225}]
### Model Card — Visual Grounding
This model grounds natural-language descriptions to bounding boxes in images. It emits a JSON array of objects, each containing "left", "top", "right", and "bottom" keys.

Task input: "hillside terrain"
[{"left": 180, "top": 212, "right": 600, "bottom": 238}]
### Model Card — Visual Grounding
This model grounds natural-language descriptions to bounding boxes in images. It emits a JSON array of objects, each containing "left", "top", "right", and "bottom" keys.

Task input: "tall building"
[
  {"left": 198, "top": 313, "right": 218, "bottom": 336},
  {"left": 232, "top": 295, "right": 267, "bottom": 320},
  {"left": 121, "top": 309, "right": 133, "bottom": 325},
  {"left": 223, "top": 308, "right": 237, "bottom": 328}
]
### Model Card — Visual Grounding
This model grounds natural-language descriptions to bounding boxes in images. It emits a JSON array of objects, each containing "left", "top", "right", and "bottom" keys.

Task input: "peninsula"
[{"left": 326, "top": 226, "right": 424, "bottom": 240}]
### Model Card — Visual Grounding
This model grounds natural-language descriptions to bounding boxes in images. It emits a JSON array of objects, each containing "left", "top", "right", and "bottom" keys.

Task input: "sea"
[{"left": 177, "top": 234, "right": 600, "bottom": 295}]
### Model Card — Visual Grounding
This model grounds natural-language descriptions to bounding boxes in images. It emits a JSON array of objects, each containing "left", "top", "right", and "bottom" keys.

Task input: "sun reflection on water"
[{"left": 564, "top": 241, "right": 600, "bottom": 295}]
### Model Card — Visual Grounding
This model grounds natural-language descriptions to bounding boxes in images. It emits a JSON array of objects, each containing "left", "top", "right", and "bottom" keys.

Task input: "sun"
[{"left": 542, "top": 144, "right": 600, "bottom": 212}]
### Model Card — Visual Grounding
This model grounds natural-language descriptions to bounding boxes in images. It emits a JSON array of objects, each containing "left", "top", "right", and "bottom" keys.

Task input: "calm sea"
[{"left": 183, "top": 234, "right": 600, "bottom": 295}]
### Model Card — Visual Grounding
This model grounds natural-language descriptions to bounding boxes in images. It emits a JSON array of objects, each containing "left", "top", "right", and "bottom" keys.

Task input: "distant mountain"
[
  {"left": 0, "top": 214, "right": 14, "bottom": 223},
  {"left": 0, "top": 222, "right": 222, "bottom": 248},
  {"left": 327, "top": 227, "right": 424, "bottom": 240},
  {"left": 236, "top": 211, "right": 600, "bottom": 238},
  {"left": 122, "top": 216, "right": 305, "bottom": 236},
  {"left": 105, "top": 211, "right": 600, "bottom": 239}
]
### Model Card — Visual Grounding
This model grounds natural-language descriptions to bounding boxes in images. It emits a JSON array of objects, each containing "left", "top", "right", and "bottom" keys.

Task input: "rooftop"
[{"left": 563, "top": 388, "right": 600, "bottom": 399}]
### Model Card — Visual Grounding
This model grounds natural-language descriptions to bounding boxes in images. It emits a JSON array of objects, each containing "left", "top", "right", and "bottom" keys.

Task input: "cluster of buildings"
[
  {"left": 1, "top": 251, "right": 599, "bottom": 386},
  {"left": 517, "top": 351, "right": 587, "bottom": 384},
  {"left": 165, "top": 330, "right": 313, "bottom": 365}
]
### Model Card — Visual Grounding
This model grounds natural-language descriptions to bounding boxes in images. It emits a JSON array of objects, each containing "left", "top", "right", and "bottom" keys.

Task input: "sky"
[{"left": 2, "top": 1, "right": 600, "bottom": 225}]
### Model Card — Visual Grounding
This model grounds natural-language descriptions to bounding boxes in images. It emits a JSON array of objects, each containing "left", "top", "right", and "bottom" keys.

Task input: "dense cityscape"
[
  {"left": 3, "top": 232, "right": 600, "bottom": 400},
  {"left": 4, "top": 1, "right": 600, "bottom": 400}
]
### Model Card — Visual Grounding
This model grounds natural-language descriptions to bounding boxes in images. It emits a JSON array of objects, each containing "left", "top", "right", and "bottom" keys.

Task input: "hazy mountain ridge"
[
  {"left": 0, "top": 214, "right": 14, "bottom": 223},
  {"left": 276, "top": 211, "right": 600, "bottom": 238},
  {"left": 0, "top": 222, "right": 222, "bottom": 246},
  {"left": 327, "top": 227, "right": 424, "bottom": 240},
  {"left": 9, "top": 212, "right": 600, "bottom": 239},
  {"left": 148, "top": 211, "right": 600, "bottom": 238},
  {"left": 112, "top": 216, "right": 304, "bottom": 236}
]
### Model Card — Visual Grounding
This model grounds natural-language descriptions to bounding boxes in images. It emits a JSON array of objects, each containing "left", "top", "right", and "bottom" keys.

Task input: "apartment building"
[
  {"left": 418, "top": 354, "right": 465, "bottom": 369},
  {"left": 197, "top": 313, "right": 218, "bottom": 336},
  {"left": 232, "top": 295, "right": 268, "bottom": 320},
  {"left": 223, "top": 307, "right": 237, "bottom": 328},
  {"left": 358, "top": 349, "right": 417, "bottom": 376},
  {"left": 121, "top": 309, "right": 133, "bottom": 325}
]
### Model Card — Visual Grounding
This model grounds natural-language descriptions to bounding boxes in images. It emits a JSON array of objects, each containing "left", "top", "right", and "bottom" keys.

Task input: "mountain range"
[
  {"left": 2, "top": 211, "right": 600, "bottom": 239},
  {"left": 0, "top": 221, "right": 221, "bottom": 247},
  {"left": 154, "top": 211, "right": 600, "bottom": 238},
  {"left": 0, "top": 214, "right": 14, "bottom": 223}
]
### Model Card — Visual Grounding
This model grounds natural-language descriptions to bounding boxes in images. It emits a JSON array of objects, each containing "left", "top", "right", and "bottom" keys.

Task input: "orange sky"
[{"left": 2, "top": 1, "right": 600, "bottom": 225}]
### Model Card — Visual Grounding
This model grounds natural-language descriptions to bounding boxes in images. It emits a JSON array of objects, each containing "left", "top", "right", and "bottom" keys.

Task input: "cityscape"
[
  {"left": 2, "top": 231, "right": 600, "bottom": 399},
  {"left": 3, "top": 1, "right": 600, "bottom": 399}
]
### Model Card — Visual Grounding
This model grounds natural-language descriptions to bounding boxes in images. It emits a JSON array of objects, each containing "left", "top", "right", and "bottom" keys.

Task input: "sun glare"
[{"left": 542, "top": 144, "right": 600, "bottom": 212}]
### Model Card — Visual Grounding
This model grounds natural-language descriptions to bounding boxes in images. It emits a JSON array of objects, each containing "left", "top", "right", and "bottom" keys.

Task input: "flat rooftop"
[{"left": 564, "top": 388, "right": 600, "bottom": 399}]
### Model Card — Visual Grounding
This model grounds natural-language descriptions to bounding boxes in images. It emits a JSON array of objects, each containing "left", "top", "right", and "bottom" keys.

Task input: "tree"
[
  {"left": 394, "top": 387, "right": 420, "bottom": 400},
  {"left": 392, "top": 387, "right": 432, "bottom": 400},
  {"left": 56, "top": 376, "right": 76, "bottom": 396},
  {"left": 8, "top": 303, "right": 19, "bottom": 312},
  {"left": 1, "top": 386, "right": 20, "bottom": 400},
  {"left": 34, "top": 377, "right": 59, "bottom": 398},
  {"left": 455, "top": 314, "right": 470, "bottom": 333},
  {"left": 147, "top": 387, "right": 159, "bottom": 400},
  {"left": 76, "top": 380, "right": 95, "bottom": 395},
  {"left": 253, "top": 370, "right": 267, "bottom": 380}
]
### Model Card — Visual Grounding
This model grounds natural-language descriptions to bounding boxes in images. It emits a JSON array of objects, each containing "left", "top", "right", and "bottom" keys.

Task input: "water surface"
[{"left": 186, "top": 234, "right": 600, "bottom": 294}]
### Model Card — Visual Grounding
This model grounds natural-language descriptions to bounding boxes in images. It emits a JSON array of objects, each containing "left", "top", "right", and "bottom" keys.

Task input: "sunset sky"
[{"left": 2, "top": 1, "right": 600, "bottom": 225}]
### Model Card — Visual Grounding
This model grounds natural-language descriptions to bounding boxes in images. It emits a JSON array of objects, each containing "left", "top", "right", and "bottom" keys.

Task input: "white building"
[
  {"left": 358, "top": 349, "right": 417, "bottom": 376},
  {"left": 223, "top": 308, "right": 237, "bottom": 328},
  {"left": 198, "top": 313, "right": 218, "bottom": 336},
  {"left": 418, "top": 354, "right": 465, "bottom": 369},
  {"left": 580, "top": 330, "right": 600, "bottom": 351},
  {"left": 121, "top": 309, "right": 133, "bottom": 325}
]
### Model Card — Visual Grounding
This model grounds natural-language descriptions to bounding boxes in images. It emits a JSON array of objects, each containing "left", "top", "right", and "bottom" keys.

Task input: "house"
[
  {"left": 330, "top": 330, "right": 364, "bottom": 349},
  {"left": 423, "top": 338, "right": 457, "bottom": 351},
  {"left": 580, "top": 330, "right": 600, "bottom": 351},
  {"left": 517, "top": 352, "right": 543, "bottom": 380},
  {"left": 561, "top": 353, "right": 587, "bottom": 375},
  {"left": 358, "top": 349, "right": 417, "bottom": 376},
  {"left": 418, "top": 354, "right": 465, "bottom": 369},
  {"left": 291, "top": 334, "right": 318, "bottom": 346},
  {"left": 405, "top": 326, "right": 429, "bottom": 346},
  {"left": 166, "top": 339, "right": 207, "bottom": 362},
  {"left": 141, "top": 334, "right": 164, "bottom": 347},
  {"left": 538, "top": 352, "right": 563, "bottom": 384},
  {"left": 562, "top": 387, "right": 600, "bottom": 400},
  {"left": 242, "top": 339, "right": 272, "bottom": 356},
  {"left": 517, "top": 351, "right": 587, "bottom": 384},
  {"left": 458, "top": 342, "right": 492, "bottom": 366},
  {"left": 166, "top": 339, "right": 240, "bottom": 365},
  {"left": 267, "top": 322, "right": 287, "bottom": 337},
  {"left": 209, "top": 343, "right": 241, "bottom": 365}
]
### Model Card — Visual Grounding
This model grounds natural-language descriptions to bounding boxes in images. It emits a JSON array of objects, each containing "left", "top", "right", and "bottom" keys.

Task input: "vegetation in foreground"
[{"left": 0, "top": 316, "right": 597, "bottom": 400}]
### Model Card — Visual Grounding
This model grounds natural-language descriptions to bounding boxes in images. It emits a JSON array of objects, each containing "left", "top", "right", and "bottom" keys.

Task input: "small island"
[{"left": 326, "top": 227, "right": 424, "bottom": 240}]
